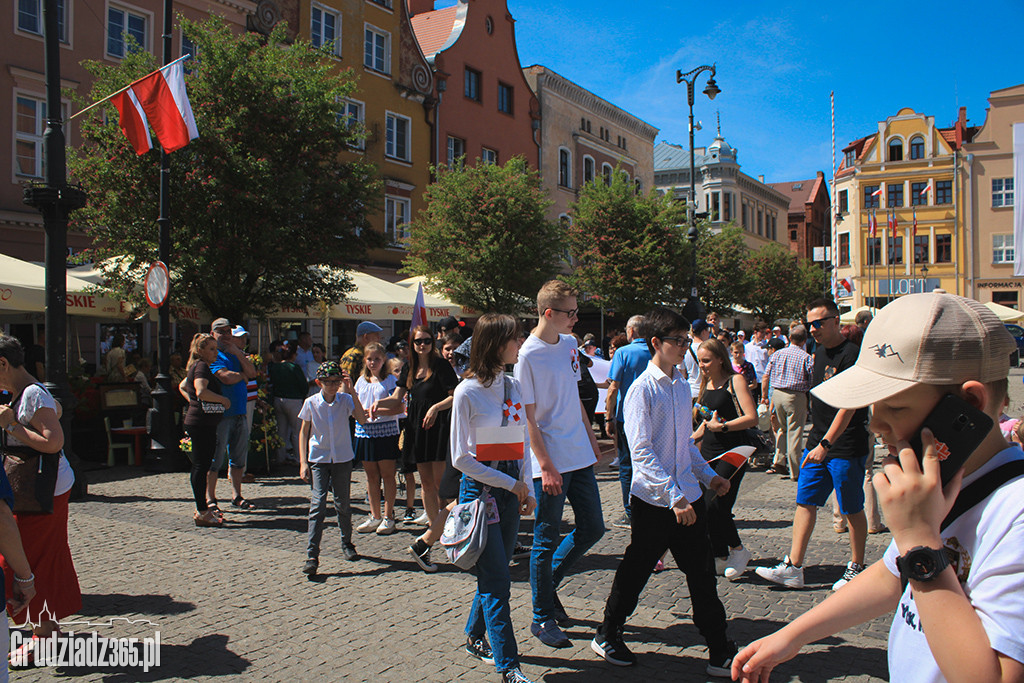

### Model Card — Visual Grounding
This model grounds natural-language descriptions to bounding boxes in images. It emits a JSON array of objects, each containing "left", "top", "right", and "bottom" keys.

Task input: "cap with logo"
[
  {"left": 811, "top": 293, "right": 1015, "bottom": 409},
  {"left": 211, "top": 317, "right": 231, "bottom": 331}
]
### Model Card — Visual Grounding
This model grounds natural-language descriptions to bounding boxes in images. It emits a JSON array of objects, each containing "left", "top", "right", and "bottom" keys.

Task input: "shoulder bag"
[{"left": 1, "top": 384, "right": 60, "bottom": 514}]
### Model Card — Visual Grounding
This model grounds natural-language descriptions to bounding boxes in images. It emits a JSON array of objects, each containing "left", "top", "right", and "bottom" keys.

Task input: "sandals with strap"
[{"left": 231, "top": 496, "right": 257, "bottom": 510}]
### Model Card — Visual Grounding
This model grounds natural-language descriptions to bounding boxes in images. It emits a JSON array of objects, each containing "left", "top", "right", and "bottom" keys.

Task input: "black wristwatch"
[
  {"left": 896, "top": 546, "right": 950, "bottom": 587},
  {"left": 721, "top": 422, "right": 729, "bottom": 433},
  {"left": 819, "top": 438, "right": 832, "bottom": 451}
]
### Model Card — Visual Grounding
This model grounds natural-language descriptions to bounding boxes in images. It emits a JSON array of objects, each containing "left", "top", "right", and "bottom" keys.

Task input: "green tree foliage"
[
  {"left": 696, "top": 224, "right": 749, "bottom": 315},
  {"left": 402, "top": 156, "right": 562, "bottom": 315},
  {"left": 743, "top": 242, "right": 825, "bottom": 323},
  {"left": 68, "top": 17, "right": 381, "bottom": 322},
  {"left": 566, "top": 172, "right": 689, "bottom": 315}
]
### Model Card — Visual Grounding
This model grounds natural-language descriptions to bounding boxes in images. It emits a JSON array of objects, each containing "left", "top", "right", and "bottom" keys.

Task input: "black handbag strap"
[{"left": 941, "top": 459, "right": 1024, "bottom": 532}]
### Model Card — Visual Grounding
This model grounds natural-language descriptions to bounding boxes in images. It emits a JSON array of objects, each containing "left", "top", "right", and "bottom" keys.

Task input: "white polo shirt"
[{"left": 297, "top": 391, "right": 355, "bottom": 464}]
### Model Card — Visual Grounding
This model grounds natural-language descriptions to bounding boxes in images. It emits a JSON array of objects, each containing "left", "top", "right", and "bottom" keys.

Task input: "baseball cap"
[
  {"left": 437, "top": 316, "right": 459, "bottom": 331},
  {"left": 736, "top": 330, "right": 746, "bottom": 338},
  {"left": 357, "top": 321, "right": 383, "bottom": 337},
  {"left": 316, "top": 360, "right": 343, "bottom": 379},
  {"left": 211, "top": 317, "right": 230, "bottom": 331},
  {"left": 692, "top": 319, "right": 710, "bottom": 335},
  {"left": 811, "top": 293, "right": 1015, "bottom": 409},
  {"left": 766, "top": 338, "right": 786, "bottom": 351},
  {"left": 231, "top": 325, "right": 248, "bottom": 337}
]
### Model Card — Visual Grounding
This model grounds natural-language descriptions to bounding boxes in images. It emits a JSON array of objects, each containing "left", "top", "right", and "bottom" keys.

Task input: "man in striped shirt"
[{"left": 760, "top": 325, "right": 812, "bottom": 480}]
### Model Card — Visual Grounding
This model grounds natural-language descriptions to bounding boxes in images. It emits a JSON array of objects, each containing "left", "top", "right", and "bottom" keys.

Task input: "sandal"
[
  {"left": 194, "top": 510, "right": 223, "bottom": 527},
  {"left": 231, "top": 496, "right": 258, "bottom": 510}
]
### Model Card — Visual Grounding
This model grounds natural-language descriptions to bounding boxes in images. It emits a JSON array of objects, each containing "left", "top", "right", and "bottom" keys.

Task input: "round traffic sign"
[{"left": 144, "top": 261, "right": 170, "bottom": 308}]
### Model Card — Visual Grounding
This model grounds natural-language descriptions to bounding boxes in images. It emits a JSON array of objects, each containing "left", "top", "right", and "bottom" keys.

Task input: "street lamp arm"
[{"left": 675, "top": 64, "right": 716, "bottom": 84}]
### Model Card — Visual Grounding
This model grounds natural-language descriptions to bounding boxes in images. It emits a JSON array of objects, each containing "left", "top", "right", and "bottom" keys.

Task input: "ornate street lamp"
[{"left": 676, "top": 64, "right": 720, "bottom": 322}]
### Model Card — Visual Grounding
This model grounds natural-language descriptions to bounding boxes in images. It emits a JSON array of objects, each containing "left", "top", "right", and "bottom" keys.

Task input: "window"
[
  {"left": 888, "top": 138, "right": 903, "bottom": 162},
  {"left": 838, "top": 233, "right": 850, "bottom": 266},
  {"left": 843, "top": 149, "right": 855, "bottom": 168},
  {"left": 935, "top": 180, "right": 952, "bottom": 205},
  {"left": 634, "top": 178, "right": 642, "bottom": 195},
  {"left": 723, "top": 192, "right": 731, "bottom": 221},
  {"left": 18, "top": 0, "right": 67, "bottom": 42},
  {"left": 757, "top": 210, "right": 763, "bottom": 236},
  {"left": 339, "top": 99, "right": 364, "bottom": 149},
  {"left": 497, "top": 83, "right": 513, "bottom": 114},
  {"left": 992, "top": 291, "right": 1019, "bottom": 308},
  {"left": 385, "top": 196, "right": 410, "bottom": 245},
  {"left": 790, "top": 229, "right": 798, "bottom": 242},
  {"left": 864, "top": 185, "right": 880, "bottom": 208},
  {"left": 911, "top": 181, "right": 928, "bottom": 206},
  {"left": 182, "top": 33, "right": 197, "bottom": 61},
  {"left": 464, "top": 67, "right": 481, "bottom": 101},
  {"left": 742, "top": 204, "right": 748, "bottom": 229},
  {"left": 910, "top": 136, "right": 925, "bottom": 160},
  {"left": 914, "top": 235, "right": 929, "bottom": 264},
  {"left": 602, "top": 163, "right": 612, "bottom": 187},
  {"left": 771, "top": 215, "right": 777, "bottom": 240},
  {"left": 107, "top": 5, "right": 147, "bottom": 58},
  {"left": 15, "top": 95, "right": 45, "bottom": 178},
  {"left": 993, "top": 234, "right": 1015, "bottom": 264},
  {"left": 867, "top": 237, "right": 881, "bottom": 265},
  {"left": 838, "top": 189, "right": 848, "bottom": 213},
  {"left": 446, "top": 136, "right": 465, "bottom": 167},
  {"left": 889, "top": 235, "right": 903, "bottom": 265},
  {"left": 583, "top": 156, "right": 594, "bottom": 184},
  {"left": 711, "top": 192, "right": 720, "bottom": 221},
  {"left": 385, "top": 112, "right": 410, "bottom": 161},
  {"left": 887, "top": 183, "right": 903, "bottom": 207},
  {"left": 992, "top": 178, "right": 1014, "bottom": 207},
  {"left": 364, "top": 25, "right": 390, "bottom": 73},
  {"left": 312, "top": 5, "right": 340, "bottom": 55},
  {"left": 481, "top": 148, "right": 497, "bottom": 165},
  {"left": 935, "top": 234, "right": 952, "bottom": 263},
  {"left": 558, "top": 148, "right": 571, "bottom": 188}
]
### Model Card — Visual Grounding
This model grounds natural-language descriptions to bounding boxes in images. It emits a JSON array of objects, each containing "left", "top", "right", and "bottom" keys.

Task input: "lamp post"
[
  {"left": 921, "top": 263, "right": 929, "bottom": 293},
  {"left": 676, "top": 64, "right": 720, "bottom": 322}
]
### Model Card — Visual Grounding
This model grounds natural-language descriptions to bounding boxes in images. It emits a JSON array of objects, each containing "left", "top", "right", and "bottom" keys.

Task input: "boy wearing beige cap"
[{"left": 734, "top": 293, "right": 1024, "bottom": 683}]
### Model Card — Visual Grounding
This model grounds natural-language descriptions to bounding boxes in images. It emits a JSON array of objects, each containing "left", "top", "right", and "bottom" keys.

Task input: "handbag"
[
  {"left": 1, "top": 384, "right": 59, "bottom": 514},
  {"left": 726, "top": 378, "right": 775, "bottom": 456},
  {"left": 201, "top": 401, "right": 226, "bottom": 415}
]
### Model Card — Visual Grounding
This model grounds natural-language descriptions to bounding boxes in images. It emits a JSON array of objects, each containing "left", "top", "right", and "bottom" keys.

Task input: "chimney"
[
  {"left": 407, "top": 0, "right": 435, "bottom": 16},
  {"left": 758, "top": 174, "right": 765, "bottom": 183}
]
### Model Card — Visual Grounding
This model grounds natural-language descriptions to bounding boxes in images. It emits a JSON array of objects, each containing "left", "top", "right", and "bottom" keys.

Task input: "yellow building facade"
[
  {"left": 833, "top": 108, "right": 969, "bottom": 309},
  {"left": 294, "top": 0, "right": 434, "bottom": 271}
]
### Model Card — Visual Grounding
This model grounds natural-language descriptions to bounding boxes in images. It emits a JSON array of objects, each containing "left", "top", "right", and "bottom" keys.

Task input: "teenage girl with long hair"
[
  {"left": 692, "top": 337, "right": 758, "bottom": 581},
  {"left": 354, "top": 343, "right": 402, "bottom": 536}
]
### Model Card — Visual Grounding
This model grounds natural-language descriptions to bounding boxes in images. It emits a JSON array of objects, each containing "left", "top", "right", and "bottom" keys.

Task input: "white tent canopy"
[
  {"left": 984, "top": 301, "right": 1024, "bottom": 323},
  {"left": 840, "top": 305, "right": 878, "bottom": 325},
  {"left": 1, "top": 254, "right": 133, "bottom": 318}
]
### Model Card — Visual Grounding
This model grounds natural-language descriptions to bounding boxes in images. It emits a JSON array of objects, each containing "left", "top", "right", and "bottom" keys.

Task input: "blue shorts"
[{"left": 795, "top": 452, "right": 867, "bottom": 515}]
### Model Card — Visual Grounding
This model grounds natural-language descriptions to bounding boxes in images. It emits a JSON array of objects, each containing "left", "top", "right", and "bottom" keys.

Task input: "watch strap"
[{"left": 819, "top": 438, "right": 831, "bottom": 450}]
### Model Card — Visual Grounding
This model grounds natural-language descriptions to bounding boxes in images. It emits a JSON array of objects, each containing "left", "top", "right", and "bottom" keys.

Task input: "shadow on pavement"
[{"left": 79, "top": 593, "right": 196, "bottom": 617}]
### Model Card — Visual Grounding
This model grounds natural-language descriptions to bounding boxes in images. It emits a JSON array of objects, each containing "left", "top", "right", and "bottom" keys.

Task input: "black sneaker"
[
  {"left": 401, "top": 508, "right": 418, "bottom": 523},
  {"left": 343, "top": 544, "right": 360, "bottom": 561},
  {"left": 302, "top": 558, "right": 318, "bottom": 576},
  {"left": 706, "top": 640, "right": 737, "bottom": 678},
  {"left": 590, "top": 628, "right": 636, "bottom": 666},
  {"left": 612, "top": 513, "right": 632, "bottom": 530},
  {"left": 465, "top": 636, "right": 495, "bottom": 665},
  {"left": 407, "top": 539, "right": 438, "bottom": 573},
  {"left": 501, "top": 668, "right": 537, "bottom": 683},
  {"left": 511, "top": 542, "right": 532, "bottom": 562}
]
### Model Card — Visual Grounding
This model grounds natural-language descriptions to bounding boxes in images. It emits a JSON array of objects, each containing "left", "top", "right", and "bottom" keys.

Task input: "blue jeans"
[
  {"left": 531, "top": 465, "right": 605, "bottom": 623},
  {"left": 211, "top": 414, "right": 250, "bottom": 471},
  {"left": 306, "top": 461, "right": 353, "bottom": 559},
  {"left": 616, "top": 427, "right": 632, "bottom": 518},
  {"left": 460, "top": 476, "right": 521, "bottom": 673}
]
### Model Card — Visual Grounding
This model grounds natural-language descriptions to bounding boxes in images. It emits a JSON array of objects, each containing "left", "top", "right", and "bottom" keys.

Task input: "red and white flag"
[
  {"left": 912, "top": 208, "right": 917, "bottom": 238},
  {"left": 840, "top": 277, "right": 854, "bottom": 293},
  {"left": 871, "top": 187, "right": 884, "bottom": 197},
  {"left": 919, "top": 182, "right": 932, "bottom": 197},
  {"left": 892, "top": 211, "right": 899, "bottom": 231},
  {"left": 869, "top": 210, "right": 877, "bottom": 238},
  {"left": 110, "top": 60, "right": 199, "bottom": 155},
  {"left": 475, "top": 425, "right": 526, "bottom": 462},
  {"left": 410, "top": 283, "right": 428, "bottom": 343}
]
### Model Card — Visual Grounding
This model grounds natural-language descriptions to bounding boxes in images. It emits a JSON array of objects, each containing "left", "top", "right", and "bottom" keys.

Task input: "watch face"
[{"left": 908, "top": 553, "right": 937, "bottom": 577}]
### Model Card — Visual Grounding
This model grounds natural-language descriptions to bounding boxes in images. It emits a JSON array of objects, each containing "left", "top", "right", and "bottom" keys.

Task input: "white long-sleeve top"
[
  {"left": 623, "top": 361, "right": 716, "bottom": 508},
  {"left": 451, "top": 375, "right": 533, "bottom": 492}
]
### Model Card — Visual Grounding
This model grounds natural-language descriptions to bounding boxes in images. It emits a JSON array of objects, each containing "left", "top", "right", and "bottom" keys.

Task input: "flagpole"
[{"left": 70, "top": 54, "right": 191, "bottom": 120}]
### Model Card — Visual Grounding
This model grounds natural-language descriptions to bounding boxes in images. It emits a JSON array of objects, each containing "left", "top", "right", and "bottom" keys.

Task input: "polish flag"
[
  {"left": 912, "top": 208, "right": 917, "bottom": 239},
  {"left": 869, "top": 210, "right": 877, "bottom": 238},
  {"left": 871, "top": 187, "right": 884, "bottom": 197},
  {"left": 919, "top": 182, "right": 932, "bottom": 197},
  {"left": 110, "top": 61, "right": 198, "bottom": 155},
  {"left": 840, "top": 277, "right": 854, "bottom": 293},
  {"left": 410, "top": 282, "right": 428, "bottom": 343},
  {"left": 475, "top": 425, "right": 526, "bottom": 461}
]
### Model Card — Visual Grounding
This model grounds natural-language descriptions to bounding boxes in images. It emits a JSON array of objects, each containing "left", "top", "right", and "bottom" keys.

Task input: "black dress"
[
  {"left": 698, "top": 375, "right": 748, "bottom": 558},
  {"left": 399, "top": 356, "right": 458, "bottom": 467}
]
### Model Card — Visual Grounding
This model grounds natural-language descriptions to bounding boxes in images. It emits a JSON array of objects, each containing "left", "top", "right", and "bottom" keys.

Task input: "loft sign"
[{"left": 877, "top": 278, "right": 940, "bottom": 296}]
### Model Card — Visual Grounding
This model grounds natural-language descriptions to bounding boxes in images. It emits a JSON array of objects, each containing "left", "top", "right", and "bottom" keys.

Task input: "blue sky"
[{"left": 438, "top": 0, "right": 1021, "bottom": 183}]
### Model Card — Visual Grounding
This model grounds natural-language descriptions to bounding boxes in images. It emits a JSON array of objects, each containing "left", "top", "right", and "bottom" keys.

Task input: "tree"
[
  {"left": 566, "top": 171, "right": 689, "bottom": 315},
  {"left": 67, "top": 17, "right": 381, "bottom": 322},
  {"left": 402, "top": 156, "right": 563, "bottom": 314},
  {"left": 742, "top": 243, "right": 825, "bottom": 323},
  {"left": 696, "top": 224, "right": 749, "bottom": 315}
]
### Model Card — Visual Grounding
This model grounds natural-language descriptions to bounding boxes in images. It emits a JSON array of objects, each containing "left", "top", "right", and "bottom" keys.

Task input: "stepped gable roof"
[{"left": 410, "top": 5, "right": 459, "bottom": 60}]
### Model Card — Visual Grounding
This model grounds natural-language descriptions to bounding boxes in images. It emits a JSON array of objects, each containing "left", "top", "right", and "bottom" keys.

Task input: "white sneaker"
[
  {"left": 831, "top": 561, "right": 865, "bottom": 591},
  {"left": 714, "top": 556, "right": 728, "bottom": 576},
  {"left": 356, "top": 516, "right": 382, "bottom": 533},
  {"left": 724, "top": 547, "right": 752, "bottom": 581},
  {"left": 413, "top": 512, "right": 431, "bottom": 526},
  {"left": 376, "top": 517, "right": 397, "bottom": 535},
  {"left": 755, "top": 555, "right": 805, "bottom": 589}
]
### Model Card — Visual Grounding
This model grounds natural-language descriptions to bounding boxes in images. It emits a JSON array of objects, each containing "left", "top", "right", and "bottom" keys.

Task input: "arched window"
[
  {"left": 583, "top": 156, "right": 595, "bottom": 184},
  {"left": 888, "top": 138, "right": 903, "bottom": 162},
  {"left": 558, "top": 148, "right": 571, "bottom": 188},
  {"left": 909, "top": 136, "right": 925, "bottom": 160},
  {"left": 634, "top": 178, "right": 642, "bottom": 195},
  {"left": 602, "top": 163, "right": 613, "bottom": 187}
]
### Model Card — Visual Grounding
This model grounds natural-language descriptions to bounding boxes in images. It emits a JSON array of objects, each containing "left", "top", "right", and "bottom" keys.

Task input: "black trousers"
[
  {"left": 600, "top": 496, "right": 729, "bottom": 652},
  {"left": 185, "top": 423, "right": 218, "bottom": 512},
  {"left": 706, "top": 463, "right": 746, "bottom": 557}
]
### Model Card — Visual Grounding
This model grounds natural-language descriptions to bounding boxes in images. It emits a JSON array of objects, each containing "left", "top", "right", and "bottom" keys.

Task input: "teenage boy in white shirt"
[
  {"left": 515, "top": 280, "right": 604, "bottom": 649},
  {"left": 591, "top": 306, "right": 735, "bottom": 677},
  {"left": 734, "top": 293, "right": 1024, "bottom": 683}
]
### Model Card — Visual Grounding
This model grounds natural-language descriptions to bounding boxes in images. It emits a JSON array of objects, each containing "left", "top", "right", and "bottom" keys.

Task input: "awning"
[
  {"left": 984, "top": 301, "right": 1024, "bottom": 323},
  {"left": 839, "top": 305, "right": 878, "bottom": 325},
  {"left": 394, "top": 275, "right": 474, "bottom": 317},
  {"left": 0, "top": 254, "right": 137, "bottom": 318}
]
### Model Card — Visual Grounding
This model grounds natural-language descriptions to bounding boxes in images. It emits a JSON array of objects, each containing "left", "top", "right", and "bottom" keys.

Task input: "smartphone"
[{"left": 907, "top": 393, "right": 993, "bottom": 485}]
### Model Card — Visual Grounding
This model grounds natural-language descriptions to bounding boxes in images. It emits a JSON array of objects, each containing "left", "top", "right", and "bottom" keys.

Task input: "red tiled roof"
[
  {"left": 410, "top": 6, "right": 458, "bottom": 59},
  {"left": 938, "top": 128, "right": 956, "bottom": 146},
  {"left": 768, "top": 174, "right": 823, "bottom": 212}
]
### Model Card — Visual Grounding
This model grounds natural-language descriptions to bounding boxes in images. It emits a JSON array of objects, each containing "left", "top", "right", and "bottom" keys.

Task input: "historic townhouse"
[
  {"left": 522, "top": 64, "right": 657, "bottom": 226},
  {"left": 832, "top": 107, "right": 976, "bottom": 309},
  {"left": 768, "top": 171, "right": 829, "bottom": 262},
  {"left": 962, "top": 84, "right": 1024, "bottom": 308}
]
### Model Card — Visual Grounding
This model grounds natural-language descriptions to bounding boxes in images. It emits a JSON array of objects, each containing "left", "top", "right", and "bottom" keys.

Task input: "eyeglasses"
[
  {"left": 659, "top": 335, "right": 690, "bottom": 346},
  {"left": 318, "top": 378, "right": 342, "bottom": 385},
  {"left": 413, "top": 338, "right": 433, "bottom": 346},
  {"left": 548, "top": 307, "right": 579, "bottom": 319},
  {"left": 807, "top": 316, "right": 838, "bottom": 330}
]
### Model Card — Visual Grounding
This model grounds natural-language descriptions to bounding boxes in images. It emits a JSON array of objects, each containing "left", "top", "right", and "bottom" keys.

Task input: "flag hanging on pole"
[
  {"left": 109, "top": 60, "right": 199, "bottom": 155},
  {"left": 919, "top": 182, "right": 932, "bottom": 198},
  {"left": 892, "top": 210, "right": 899, "bottom": 231},
  {"left": 912, "top": 208, "right": 917, "bottom": 239},
  {"left": 410, "top": 283, "right": 428, "bottom": 343},
  {"left": 871, "top": 187, "right": 884, "bottom": 197},
  {"left": 869, "top": 210, "right": 877, "bottom": 238}
]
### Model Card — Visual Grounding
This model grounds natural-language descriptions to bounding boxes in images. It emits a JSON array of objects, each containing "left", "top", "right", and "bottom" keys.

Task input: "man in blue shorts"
[{"left": 756, "top": 298, "right": 870, "bottom": 591}]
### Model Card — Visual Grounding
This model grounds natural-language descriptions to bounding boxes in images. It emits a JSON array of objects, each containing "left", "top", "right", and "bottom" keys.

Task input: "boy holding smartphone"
[{"left": 734, "top": 293, "right": 1024, "bottom": 683}]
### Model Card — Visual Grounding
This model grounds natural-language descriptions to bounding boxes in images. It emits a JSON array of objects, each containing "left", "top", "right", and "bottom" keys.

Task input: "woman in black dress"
[
  {"left": 692, "top": 338, "right": 758, "bottom": 581},
  {"left": 375, "top": 326, "right": 458, "bottom": 527}
]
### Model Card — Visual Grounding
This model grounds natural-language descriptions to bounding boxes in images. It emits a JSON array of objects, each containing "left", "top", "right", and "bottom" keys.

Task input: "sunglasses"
[
  {"left": 807, "top": 316, "right": 837, "bottom": 330},
  {"left": 413, "top": 338, "right": 433, "bottom": 346}
]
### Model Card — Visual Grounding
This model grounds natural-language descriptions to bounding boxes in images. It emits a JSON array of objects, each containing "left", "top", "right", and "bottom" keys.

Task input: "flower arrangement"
[{"left": 179, "top": 436, "right": 192, "bottom": 452}]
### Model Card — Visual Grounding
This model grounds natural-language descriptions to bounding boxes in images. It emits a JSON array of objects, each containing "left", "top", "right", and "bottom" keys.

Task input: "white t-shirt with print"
[
  {"left": 883, "top": 445, "right": 1024, "bottom": 683},
  {"left": 9, "top": 383, "right": 74, "bottom": 496},
  {"left": 514, "top": 333, "right": 595, "bottom": 476}
]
